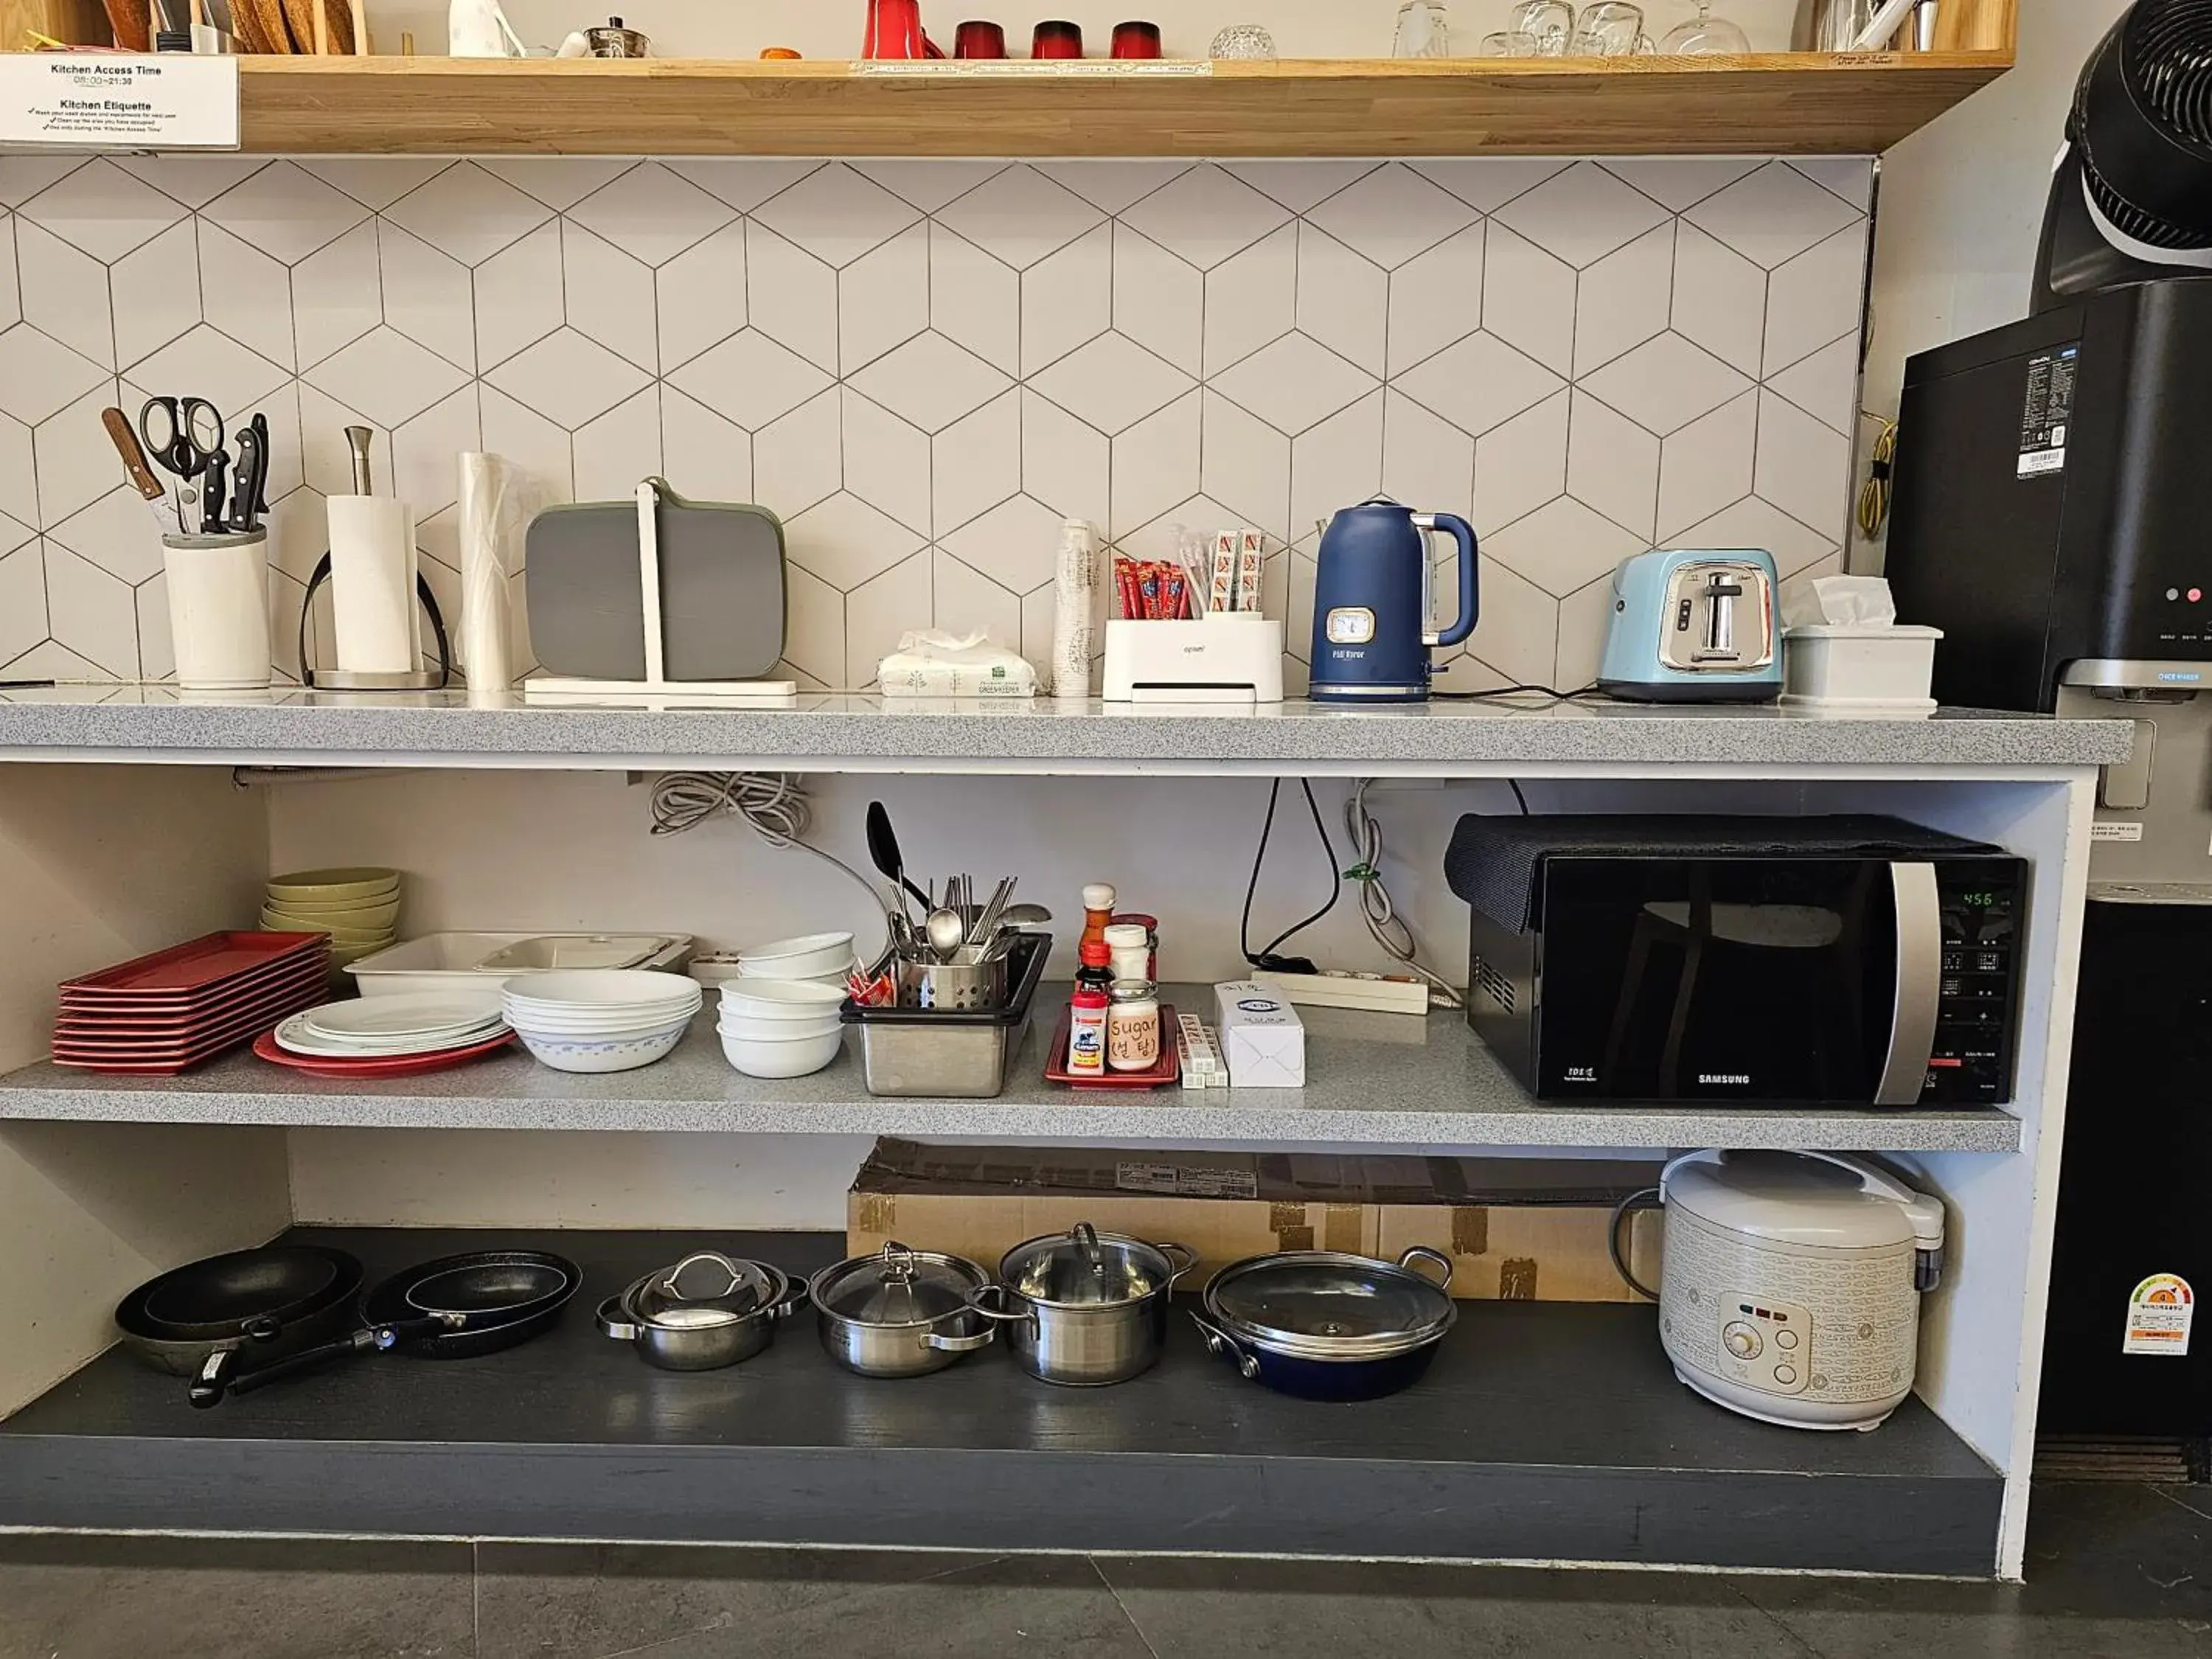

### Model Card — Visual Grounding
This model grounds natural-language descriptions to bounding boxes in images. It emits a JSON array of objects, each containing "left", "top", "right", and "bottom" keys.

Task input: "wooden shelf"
[{"left": 234, "top": 52, "right": 2012, "bottom": 157}]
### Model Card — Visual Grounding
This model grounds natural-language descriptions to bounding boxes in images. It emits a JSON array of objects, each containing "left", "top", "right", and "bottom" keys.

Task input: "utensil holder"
[
  {"left": 895, "top": 952, "right": 1010, "bottom": 1011},
  {"left": 161, "top": 530, "right": 271, "bottom": 691},
  {"left": 844, "top": 934, "right": 1052, "bottom": 1098}
]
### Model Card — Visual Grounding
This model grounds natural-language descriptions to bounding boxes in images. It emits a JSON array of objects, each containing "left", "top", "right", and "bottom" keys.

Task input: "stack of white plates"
[
  {"left": 720, "top": 978, "right": 847, "bottom": 1079},
  {"left": 735, "top": 932, "right": 856, "bottom": 987},
  {"left": 502, "top": 969, "right": 703, "bottom": 1074},
  {"left": 262, "top": 868, "right": 403, "bottom": 974},
  {"left": 274, "top": 989, "right": 507, "bottom": 1059}
]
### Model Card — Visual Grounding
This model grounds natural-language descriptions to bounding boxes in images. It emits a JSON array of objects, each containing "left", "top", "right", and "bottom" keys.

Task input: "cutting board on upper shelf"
[{"left": 3, "top": 0, "right": 116, "bottom": 46}]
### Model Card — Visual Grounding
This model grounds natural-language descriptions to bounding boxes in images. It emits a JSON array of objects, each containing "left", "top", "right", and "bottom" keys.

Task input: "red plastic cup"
[
  {"left": 1032, "top": 18, "right": 1082, "bottom": 57},
  {"left": 1110, "top": 19, "right": 1160, "bottom": 58},
  {"left": 954, "top": 19, "right": 1006, "bottom": 57}
]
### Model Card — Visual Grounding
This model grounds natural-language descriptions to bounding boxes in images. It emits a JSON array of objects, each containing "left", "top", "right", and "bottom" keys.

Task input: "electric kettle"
[{"left": 1307, "top": 498, "right": 1479, "bottom": 703}]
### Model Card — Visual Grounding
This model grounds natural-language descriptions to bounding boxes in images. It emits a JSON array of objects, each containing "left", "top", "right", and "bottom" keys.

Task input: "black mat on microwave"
[{"left": 1444, "top": 814, "right": 2000, "bottom": 933}]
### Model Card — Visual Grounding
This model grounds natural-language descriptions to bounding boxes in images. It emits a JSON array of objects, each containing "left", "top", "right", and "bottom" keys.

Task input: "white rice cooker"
[{"left": 1658, "top": 1150, "right": 1946, "bottom": 1432}]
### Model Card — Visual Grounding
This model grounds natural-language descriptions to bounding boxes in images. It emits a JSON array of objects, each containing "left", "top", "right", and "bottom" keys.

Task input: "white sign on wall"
[{"left": 0, "top": 54, "right": 239, "bottom": 150}]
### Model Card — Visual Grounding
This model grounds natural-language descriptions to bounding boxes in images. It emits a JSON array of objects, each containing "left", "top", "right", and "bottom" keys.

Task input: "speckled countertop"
[
  {"left": 0, "top": 998, "right": 2023, "bottom": 1152},
  {"left": 0, "top": 688, "right": 2132, "bottom": 771}
]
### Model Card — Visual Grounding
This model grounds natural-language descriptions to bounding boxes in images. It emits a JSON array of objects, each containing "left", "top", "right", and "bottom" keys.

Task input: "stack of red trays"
[{"left": 53, "top": 932, "right": 333, "bottom": 1075}]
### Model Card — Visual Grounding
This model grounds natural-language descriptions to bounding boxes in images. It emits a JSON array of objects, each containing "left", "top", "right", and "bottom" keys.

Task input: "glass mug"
[
  {"left": 1393, "top": 0, "right": 1450, "bottom": 58},
  {"left": 1570, "top": 1, "right": 1650, "bottom": 54},
  {"left": 1509, "top": 0, "right": 1573, "bottom": 55},
  {"left": 1480, "top": 28, "right": 1540, "bottom": 55}
]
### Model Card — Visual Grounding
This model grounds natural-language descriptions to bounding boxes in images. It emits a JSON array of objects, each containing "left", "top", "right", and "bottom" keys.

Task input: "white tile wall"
[{"left": 0, "top": 153, "right": 1868, "bottom": 691}]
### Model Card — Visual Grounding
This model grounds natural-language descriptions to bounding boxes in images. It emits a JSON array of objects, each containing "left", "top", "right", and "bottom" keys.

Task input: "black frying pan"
[
  {"left": 198, "top": 1249, "right": 582, "bottom": 1408},
  {"left": 116, "top": 1245, "right": 366, "bottom": 1399}
]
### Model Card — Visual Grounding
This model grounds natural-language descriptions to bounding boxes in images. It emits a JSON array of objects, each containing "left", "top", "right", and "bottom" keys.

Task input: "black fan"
[{"left": 2034, "top": 0, "right": 2212, "bottom": 307}]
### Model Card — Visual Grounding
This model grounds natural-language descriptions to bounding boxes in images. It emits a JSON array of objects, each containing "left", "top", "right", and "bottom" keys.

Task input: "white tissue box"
[
  {"left": 1214, "top": 981, "right": 1305, "bottom": 1088},
  {"left": 1782, "top": 623, "right": 1944, "bottom": 712}
]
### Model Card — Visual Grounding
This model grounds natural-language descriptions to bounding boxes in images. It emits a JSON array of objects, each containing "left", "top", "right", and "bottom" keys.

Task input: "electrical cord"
[
  {"left": 1433, "top": 683, "right": 1598, "bottom": 703},
  {"left": 646, "top": 771, "right": 892, "bottom": 953},
  {"left": 1857, "top": 418, "right": 1898, "bottom": 541},
  {"left": 1240, "top": 779, "right": 1341, "bottom": 974},
  {"left": 1609, "top": 1186, "right": 1663, "bottom": 1301},
  {"left": 1342, "top": 779, "right": 1464, "bottom": 1010}
]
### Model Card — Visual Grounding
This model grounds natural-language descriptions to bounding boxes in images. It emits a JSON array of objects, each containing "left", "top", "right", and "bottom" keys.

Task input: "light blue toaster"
[{"left": 1597, "top": 548, "right": 1783, "bottom": 703}]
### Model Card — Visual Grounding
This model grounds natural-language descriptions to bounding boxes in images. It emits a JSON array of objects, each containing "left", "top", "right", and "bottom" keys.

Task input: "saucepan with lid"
[
  {"left": 1190, "top": 1246, "right": 1457, "bottom": 1401},
  {"left": 597, "top": 1250, "right": 807, "bottom": 1371},
  {"left": 967, "top": 1222, "right": 1197, "bottom": 1386},
  {"left": 810, "top": 1242, "right": 996, "bottom": 1378}
]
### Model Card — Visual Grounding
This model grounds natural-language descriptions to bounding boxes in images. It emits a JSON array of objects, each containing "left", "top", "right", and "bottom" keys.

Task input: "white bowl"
[
  {"left": 736, "top": 932, "right": 856, "bottom": 979},
  {"left": 719, "top": 1014, "right": 843, "bottom": 1043},
  {"left": 720, "top": 1025, "right": 844, "bottom": 1079},
  {"left": 507, "top": 1006, "right": 701, "bottom": 1038},
  {"left": 720, "top": 978, "right": 849, "bottom": 1015},
  {"left": 515, "top": 1017, "right": 692, "bottom": 1074}
]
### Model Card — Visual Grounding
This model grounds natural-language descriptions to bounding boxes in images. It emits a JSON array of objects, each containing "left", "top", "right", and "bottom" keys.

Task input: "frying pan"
[
  {"left": 196, "top": 1249, "right": 581, "bottom": 1408},
  {"left": 115, "top": 1245, "right": 365, "bottom": 1398}
]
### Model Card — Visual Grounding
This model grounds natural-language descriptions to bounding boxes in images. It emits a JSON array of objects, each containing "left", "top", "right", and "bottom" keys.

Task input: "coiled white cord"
[
  {"left": 1343, "top": 779, "right": 1464, "bottom": 1010},
  {"left": 647, "top": 771, "right": 891, "bottom": 951}
]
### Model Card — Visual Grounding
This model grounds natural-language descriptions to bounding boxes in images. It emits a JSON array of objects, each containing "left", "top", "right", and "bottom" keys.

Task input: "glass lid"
[
  {"left": 817, "top": 1243, "right": 986, "bottom": 1326},
  {"left": 1001, "top": 1222, "right": 1167, "bottom": 1308},
  {"left": 1207, "top": 1251, "right": 1456, "bottom": 1360},
  {"left": 630, "top": 1252, "right": 780, "bottom": 1330}
]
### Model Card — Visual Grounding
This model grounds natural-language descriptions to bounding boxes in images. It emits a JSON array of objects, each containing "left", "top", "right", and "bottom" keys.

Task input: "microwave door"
[{"left": 1875, "top": 861, "right": 1944, "bottom": 1105}]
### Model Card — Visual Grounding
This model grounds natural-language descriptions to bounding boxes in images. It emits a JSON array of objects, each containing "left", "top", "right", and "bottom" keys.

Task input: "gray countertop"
[
  {"left": 0, "top": 995, "right": 2023, "bottom": 1152},
  {"left": 0, "top": 687, "right": 2130, "bottom": 771}
]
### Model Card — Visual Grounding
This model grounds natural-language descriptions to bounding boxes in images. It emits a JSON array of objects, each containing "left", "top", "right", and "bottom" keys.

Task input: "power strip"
[{"left": 1253, "top": 969, "right": 1433, "bottom": 1016}]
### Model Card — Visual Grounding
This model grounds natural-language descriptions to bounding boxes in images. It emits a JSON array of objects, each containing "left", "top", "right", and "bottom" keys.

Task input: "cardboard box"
[
  {"left": 1214, "top": 981, "right": 1305, "bottom": 1086},
  {"left": 846, "top": 1140, "right": 1664, "bottom": 1303}
]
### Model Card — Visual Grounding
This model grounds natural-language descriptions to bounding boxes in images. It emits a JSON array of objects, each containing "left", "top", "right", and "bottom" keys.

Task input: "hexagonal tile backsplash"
[{"left": 0, "top": 153, "right": 1868, "bottom": 691}]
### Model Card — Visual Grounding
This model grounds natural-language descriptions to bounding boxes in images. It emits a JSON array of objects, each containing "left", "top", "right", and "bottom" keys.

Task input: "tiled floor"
[{"left": 0, "top": 1483, "right": 2207, "bottom": 1658}]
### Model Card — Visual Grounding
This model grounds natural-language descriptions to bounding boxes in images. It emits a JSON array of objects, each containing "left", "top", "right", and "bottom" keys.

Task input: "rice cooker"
[{"left": 1658, "top": 1150, "right": 1946, "bottom": 1432}]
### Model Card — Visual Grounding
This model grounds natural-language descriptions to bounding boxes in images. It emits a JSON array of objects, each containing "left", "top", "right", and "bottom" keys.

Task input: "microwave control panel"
[{"left": 1927, "top": 863, "right": 2025, "bottom": 1104}]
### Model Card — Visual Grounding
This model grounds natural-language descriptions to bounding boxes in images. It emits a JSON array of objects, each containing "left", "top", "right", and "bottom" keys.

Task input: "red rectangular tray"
[
  {"left": 52, "top": 974, "right": 330, "bottom": 1073},
  {"left": 55, "top": 956, "right": 330, "bottom": 1034},
  {"left": 1044, "top": 1003, "right": 1181, "bottom": 1090},
  {"left": 58, "top": 931, "right": 326, "bottom": 998}
]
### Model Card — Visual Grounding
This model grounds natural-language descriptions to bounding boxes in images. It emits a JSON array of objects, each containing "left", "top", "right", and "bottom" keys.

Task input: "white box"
[
  {"left": 1102, "top": 618, "right": 1285, "bottom": 703},
  {"left": 1214, "top": 981, "right": 1305, "bottom": 1088},
  {"left": 1781, "top": 623, "right": 1944, "bottom": 713}
]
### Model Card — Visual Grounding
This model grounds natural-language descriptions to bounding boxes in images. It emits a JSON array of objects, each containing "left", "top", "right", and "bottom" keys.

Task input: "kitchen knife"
[
  {"left": 200, "top": 450, "right": 229, "bottom": 535},
  {"left": 100, "top": 406, "right": 167, "bottom": 503},
  {"left": 228, "top": 423, "right": 268, "bottom": 534}
]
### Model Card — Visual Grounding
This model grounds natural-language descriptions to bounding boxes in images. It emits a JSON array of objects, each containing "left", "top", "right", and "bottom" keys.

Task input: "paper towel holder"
[{"left": 299, "top": 554, "right": 453, "bottom": 691}]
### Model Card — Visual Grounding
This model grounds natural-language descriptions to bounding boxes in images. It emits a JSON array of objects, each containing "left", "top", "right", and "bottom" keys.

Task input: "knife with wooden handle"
[{"left": 100, "top": 406, "right": 167, "bottom": 502}]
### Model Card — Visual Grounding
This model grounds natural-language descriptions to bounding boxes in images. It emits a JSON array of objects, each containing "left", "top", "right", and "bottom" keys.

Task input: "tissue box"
[
  {"left": 1214, "top": 981, "right": 1305, "bottom": 1087},
  {"left": 1782, "top": 623, "right": 1944, "bottom": 712}
]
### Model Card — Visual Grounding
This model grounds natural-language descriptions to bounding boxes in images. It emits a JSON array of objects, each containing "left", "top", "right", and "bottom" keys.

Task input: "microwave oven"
[{"left": 1444, "top": 816, "right": 2026, "bottom": 1107}]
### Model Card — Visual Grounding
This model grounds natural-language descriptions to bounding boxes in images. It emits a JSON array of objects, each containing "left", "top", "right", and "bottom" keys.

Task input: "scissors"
[{"left": 138, "top": 397, "right": 226, "bottom": 532}]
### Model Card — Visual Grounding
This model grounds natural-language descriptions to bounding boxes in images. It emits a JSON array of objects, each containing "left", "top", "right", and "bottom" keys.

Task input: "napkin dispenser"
[{"left": 525, "top": 481, "right": 787, "bottom": 684}]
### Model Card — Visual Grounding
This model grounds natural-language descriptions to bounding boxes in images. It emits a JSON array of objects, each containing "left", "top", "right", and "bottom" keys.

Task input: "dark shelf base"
[{"left": 0, "top": 1228, "right": 2003, "bottom": 1575}]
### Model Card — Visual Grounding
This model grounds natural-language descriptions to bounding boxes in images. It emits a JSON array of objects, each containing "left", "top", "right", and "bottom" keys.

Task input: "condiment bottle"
[
  {"left": 1103, "top": 922, "right": 1151, "bottom": 987},
  {"left": 1107, "top": 979, "right": 1160, "bottom": 1073},
  {"left": 1080, "top": 883, "right": 1118, "bottom": 954},
  {"left": 1067, "top": 939, "right": 1113, "bottom": 1077},
  {"left": 1110, "top": 912, "right": 1158, "bottom": 981}
]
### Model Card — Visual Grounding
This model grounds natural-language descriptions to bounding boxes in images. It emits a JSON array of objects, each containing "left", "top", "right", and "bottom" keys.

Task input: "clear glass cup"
[
  {"left": 1569, "top": 0, "right": 1650, "bottom": 54},
  {"left": 1479, "top": 27, "right": 1540, "bottom": 55},
  {"left": 1508, "top": 0, "right": 1573, "bottom": 55},
  {"left": 1660, "top": 0, "right": 1750, "bottom": 52},
  {"left": 1393, "top": 0, "right": 1450, "bottom": 58},
  {"left": 1208, "top": 22, "right": 1276, "bottom": 58}
]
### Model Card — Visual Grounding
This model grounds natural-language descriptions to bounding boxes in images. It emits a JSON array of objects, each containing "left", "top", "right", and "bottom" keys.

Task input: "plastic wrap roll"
[
  {"left": 1050, "top": 517, "right": 1098, "bottom": 698},
  {"left": 456, "top": 452, "right": 527, "bottom": 693}
]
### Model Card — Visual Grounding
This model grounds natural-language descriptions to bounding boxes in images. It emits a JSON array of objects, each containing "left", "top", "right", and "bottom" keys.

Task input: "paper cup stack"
[{"left": 261, "top": 867, "right": 403, "bottom": 975}]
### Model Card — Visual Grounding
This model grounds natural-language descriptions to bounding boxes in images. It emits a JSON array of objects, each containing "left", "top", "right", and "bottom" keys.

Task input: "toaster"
[{"left": 1597, "top": 548, "right": 1782, "bottom": 702}]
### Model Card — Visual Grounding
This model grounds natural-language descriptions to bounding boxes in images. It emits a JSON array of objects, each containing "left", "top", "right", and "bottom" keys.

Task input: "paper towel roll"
[
  {"left": 456, "top": 453, "right": 525, "bottom": 692},
  {"left": 326, "top": 495, "right": 419, "bottom": 673}
]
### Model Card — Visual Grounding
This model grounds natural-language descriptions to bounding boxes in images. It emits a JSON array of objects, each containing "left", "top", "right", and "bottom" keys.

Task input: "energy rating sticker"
[{"left": 2122, "top": 1273, "right": 2194, "bottom": 1357}]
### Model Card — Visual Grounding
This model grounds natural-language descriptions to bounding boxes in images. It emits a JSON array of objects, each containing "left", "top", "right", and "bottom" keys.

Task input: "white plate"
[
  {"left": 274, "top": 1010, "right": 509, "bottom": 1059},
  {"left": 299, "top": 990, "right": 507, "bottom": 1042}
]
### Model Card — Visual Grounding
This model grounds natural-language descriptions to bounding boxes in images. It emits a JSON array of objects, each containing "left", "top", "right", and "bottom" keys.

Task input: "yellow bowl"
[{"left": 265, "top": 867, "right": 402, "bottom": 903}]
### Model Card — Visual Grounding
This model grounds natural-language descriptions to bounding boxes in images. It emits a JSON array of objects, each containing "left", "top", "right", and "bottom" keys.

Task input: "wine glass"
[
  {"left": 1568, "top": 1, "right": 1650, "bottom": 55},
  {"left": 1661, "top": 0, "right": 1750, "bottom": 52}
]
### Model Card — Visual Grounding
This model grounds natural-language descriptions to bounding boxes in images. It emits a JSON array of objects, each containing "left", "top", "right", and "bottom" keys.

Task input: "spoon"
[
  {"left": 864, "top": 801, "right": 931, "bottom": 923},
  {"left": 925, "top": 906, "right": 967, "bottom": 961}
]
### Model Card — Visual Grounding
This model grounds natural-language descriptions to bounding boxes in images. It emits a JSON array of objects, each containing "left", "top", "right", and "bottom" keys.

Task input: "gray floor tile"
[
  {"left": 473, "top": 1544, "right": 1002, "bottom": 1659},
  {"left": 0, "top": 1535, "right": 474, "bottom": 1659},
  {"left": 1096, "top": 1555, "right": 1808, "bottom": 1658}
]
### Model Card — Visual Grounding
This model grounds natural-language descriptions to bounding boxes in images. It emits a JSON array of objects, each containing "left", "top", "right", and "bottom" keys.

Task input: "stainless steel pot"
[
  {"left": 810, "top": 1242, "right": 995, "bottom": 1378},
  {"left": 596, "top": 1251, "right": 806, "bottom": 1371},
  {"left": 968, "top": 1222, "right": 1197, "bottom": 1387}
]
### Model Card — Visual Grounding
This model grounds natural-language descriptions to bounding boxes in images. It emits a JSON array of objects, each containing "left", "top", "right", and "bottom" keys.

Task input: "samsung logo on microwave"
[{"left": 1699, "top": 1074, "right": 1753, "bottom": 1086}]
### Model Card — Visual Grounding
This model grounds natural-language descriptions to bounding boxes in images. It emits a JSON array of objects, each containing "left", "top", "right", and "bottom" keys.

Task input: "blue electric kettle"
[{"left": 1308, "top": 498, "right": 1478, "bottom": 703}]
